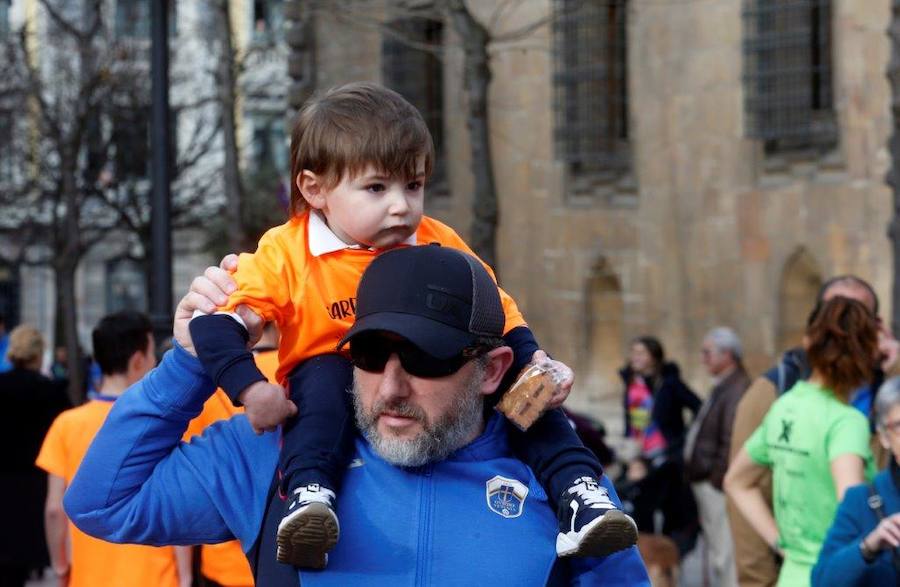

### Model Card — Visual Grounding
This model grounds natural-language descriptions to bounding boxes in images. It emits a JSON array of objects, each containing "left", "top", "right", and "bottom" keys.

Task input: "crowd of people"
[{"left": 2, "top": 80, "right": 900, "bottom": 587}]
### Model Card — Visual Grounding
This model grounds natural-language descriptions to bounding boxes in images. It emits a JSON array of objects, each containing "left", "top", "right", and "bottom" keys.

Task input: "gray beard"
[{"left": 352, "top": 363, "right": 486, "bottom": 467}]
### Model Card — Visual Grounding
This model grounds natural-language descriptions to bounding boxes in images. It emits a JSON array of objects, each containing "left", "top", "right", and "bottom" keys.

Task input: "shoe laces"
[{"left": 570, "top": 481, "right": 613, "bottom": 508}]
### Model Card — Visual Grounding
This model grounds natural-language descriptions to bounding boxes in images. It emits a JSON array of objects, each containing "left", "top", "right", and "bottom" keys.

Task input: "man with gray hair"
[{"left": 684, "top": 327, "right": 750, "bottom": 587}]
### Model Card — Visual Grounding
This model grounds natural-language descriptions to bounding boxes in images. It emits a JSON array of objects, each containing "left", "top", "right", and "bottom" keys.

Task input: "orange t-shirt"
[
  {"left": 181, "top": 349, "right": 278, "bottom": 586},
  {"left": 36, "top": 399, "right": 182, "bottom": 587},
  {"left": 222, "top": 213, "right": 527, "bottom": 385}
]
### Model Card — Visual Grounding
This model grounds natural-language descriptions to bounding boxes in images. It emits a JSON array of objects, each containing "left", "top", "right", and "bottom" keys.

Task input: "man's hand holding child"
[{"left": 238, "top": 381, "right": 297, "bottom": 434}]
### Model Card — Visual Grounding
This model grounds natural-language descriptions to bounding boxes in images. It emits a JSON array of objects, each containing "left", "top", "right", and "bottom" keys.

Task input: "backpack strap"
[{"left": 867, "top": 485, "right": 900, "bottom": 574}]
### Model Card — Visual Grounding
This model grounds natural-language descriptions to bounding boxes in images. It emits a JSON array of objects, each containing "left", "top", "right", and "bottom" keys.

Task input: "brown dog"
[{"left": 637, "top": 533, "right": 680, "bottom": 587}]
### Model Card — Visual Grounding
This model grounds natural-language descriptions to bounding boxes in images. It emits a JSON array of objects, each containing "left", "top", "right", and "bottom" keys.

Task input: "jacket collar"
[
  {"left": 308, "top": 210, "right": 417, "bottom": 257},
  {"left": 874, "top": 465, "right": 900, "bottom": 514},
  {"left": 712, "top": 366, "right": 748, "bottom": 394}
]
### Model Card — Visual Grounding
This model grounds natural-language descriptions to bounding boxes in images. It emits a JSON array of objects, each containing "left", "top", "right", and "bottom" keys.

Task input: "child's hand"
[
  {"left": 531, "top": 350, "right": 574, "bottom": 409},
  {"left": 239, "top": 381, "right": 297, "bottom": 434}
]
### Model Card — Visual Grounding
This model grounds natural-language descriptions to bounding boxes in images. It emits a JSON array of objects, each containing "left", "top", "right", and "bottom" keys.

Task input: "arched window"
[
  {"left": 584, "top": 259, "right": 624, "bottom": 406},
  {"left": 777, "top": 247, "right": 822, "bottom": 352}
]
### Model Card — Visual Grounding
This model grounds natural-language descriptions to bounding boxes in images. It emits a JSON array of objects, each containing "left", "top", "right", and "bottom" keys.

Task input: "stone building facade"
[{"left": 286, "top": 0, "right": 894, "bottom": 432}]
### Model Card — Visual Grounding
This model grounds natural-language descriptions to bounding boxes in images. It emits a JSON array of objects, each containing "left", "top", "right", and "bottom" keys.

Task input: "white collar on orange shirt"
[{"left": 308, "top": 210, "right": 418, "bottom": 257}]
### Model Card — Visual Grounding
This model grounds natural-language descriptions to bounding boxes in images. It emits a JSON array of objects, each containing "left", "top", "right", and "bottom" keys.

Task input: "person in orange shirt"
[
  {"left": 189, "top": 82, "right": 636, "bottom": 569},
  {"left": 184, "top": 323, "right": 279, "bottom": 587},
  {"left": 36, "top": 311, "right": 192, "bottom": 587}
]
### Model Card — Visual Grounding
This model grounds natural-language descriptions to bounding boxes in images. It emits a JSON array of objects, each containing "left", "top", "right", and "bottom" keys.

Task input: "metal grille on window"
[
  {"left": 553, "top": 0, "right": 629, "bottom": 180},
  {"left": 382, "top": 18, "right": 446, "bottom": 193},
  {"left": 743, "top": 0, "right": 835, "bottom": 153}
]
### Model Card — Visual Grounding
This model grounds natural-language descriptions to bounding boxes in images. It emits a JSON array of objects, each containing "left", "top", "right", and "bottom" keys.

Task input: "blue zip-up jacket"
[
  {"left": 811, "top": 468, "right": 900, "bottom": 586},
  {"left": 64, "top": 345, "right": 649, "bottom": 586}
]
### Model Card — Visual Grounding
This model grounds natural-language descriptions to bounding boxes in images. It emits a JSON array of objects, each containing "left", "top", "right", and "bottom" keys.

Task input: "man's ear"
[
  {"left": 126, "top": 350, "right": 146, "bottom": 380},
  {"left": 297, "top": 170, "right": 327, "bottom": 210},
  {"left": 878, "top": 429, "right": 891, "bottom": 451},
  {"left": 479, "top": 346, "right": 514, "bottom": 397}
]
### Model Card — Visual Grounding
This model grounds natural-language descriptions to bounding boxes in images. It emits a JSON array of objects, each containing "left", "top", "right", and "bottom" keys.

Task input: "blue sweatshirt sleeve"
[
  {"left": 811, "top": 484, "right": 875, "bottom": 586},
  {"left": 63, "top": 344, "right": 279, "bottom": 549},
  {"left": 190, "top": 314, "right": 267, "bottom": 404}
]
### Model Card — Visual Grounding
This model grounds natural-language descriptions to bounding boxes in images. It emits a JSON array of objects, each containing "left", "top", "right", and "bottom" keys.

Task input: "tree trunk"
[
  {"left": 216, "top": 0, "right": 246, "bottom": 253},
  {"left": 58, "top": 158, "right": 85, "bottom": 404},
  {"left": 447, "top": 0, "right": 498, "bottom": 270},
  {"left": 55, "top": 262, "right": 84, "bottom": 404},
  {"left": 889, "top": 4, "right": 900, "bottom": 337}
]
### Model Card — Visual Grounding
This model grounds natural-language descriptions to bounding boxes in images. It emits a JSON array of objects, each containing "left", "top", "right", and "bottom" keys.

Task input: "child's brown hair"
[
  {"left": 806, "top": 296, "right": 879, "bottom": 400},
  {"left": 289, "top": 82, "right": 435, "bottom": 216}
]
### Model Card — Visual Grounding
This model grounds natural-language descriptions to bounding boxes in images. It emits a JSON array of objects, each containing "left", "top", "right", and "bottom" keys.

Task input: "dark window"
[
  {"left": 111, "top": 106, "right": 177, "bottom": 181},
  {"left": 743, "top": 0, "right": 835, "bottom": 153},
  {"left": 115, "top": 0, "right": 176, "bottom": 39},
  {"left": 251, "top": 113, "right": 288, "bottom": 174},
  {"left": 105, "top": 257, "right": 147, "bottom": 313},
  {"left": 0, "top": 263, "right": 20, "bottom": 328},
  {"left": 112, "top": 106, "right": 150, "bottom": 179},
  {"left": 553, "top": 0, "right": 629, "bottom": 179},
  {"left": 382, "top": 18, "right": 446, "bottom": 193},
  {"left": 253, "top": 0, "right": 284, "bottom": 42}
]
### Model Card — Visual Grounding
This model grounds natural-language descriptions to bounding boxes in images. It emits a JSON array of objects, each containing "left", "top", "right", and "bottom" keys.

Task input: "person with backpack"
[
  {"left": 812, "top": 376, "right": 900, "bottom": 585},
  {"left": 726, "top": 275, "right": 900, "bottom": 587}
]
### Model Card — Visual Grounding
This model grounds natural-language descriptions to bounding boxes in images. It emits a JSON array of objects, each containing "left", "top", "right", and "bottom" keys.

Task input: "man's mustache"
[{"left": 372, "top": 400, "right": 427, "bottom": 423}]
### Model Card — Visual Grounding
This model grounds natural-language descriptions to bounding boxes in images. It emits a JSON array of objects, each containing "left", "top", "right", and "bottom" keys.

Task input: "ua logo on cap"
[{"left": 486, "top": 475, "right": 529, "bottom": 519}]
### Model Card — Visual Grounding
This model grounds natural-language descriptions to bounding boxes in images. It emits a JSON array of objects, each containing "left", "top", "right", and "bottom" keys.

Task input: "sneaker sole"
[
  {"left": 556, "top": 510, "right": 638, "bottom": 558},
  {"left": 276, "top": 502, "right": 340, "bottom": 569}
]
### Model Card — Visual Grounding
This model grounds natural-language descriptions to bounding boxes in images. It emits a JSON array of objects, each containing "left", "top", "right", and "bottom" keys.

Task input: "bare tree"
[{"left": 0, "top": 0, "right": 223, "bottom": 402}]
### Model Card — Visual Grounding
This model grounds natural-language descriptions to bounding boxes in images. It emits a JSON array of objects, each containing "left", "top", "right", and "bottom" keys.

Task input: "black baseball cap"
[{"left": 338, "top": 244, "right": 505, "bottom": 358}]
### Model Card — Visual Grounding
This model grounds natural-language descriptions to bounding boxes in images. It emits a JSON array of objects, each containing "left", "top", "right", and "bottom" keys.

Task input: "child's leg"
[
  {"left": 507, "top": 408, "right": 602, "bottom": 503},
  {"left": 507, "top": 408, "right": 638, "bottom": 558},
  {"left": 276, "top": 354, "right": 355, "bottom": 569}
]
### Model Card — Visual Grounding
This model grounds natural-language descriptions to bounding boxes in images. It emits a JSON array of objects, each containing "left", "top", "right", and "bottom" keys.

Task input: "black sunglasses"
[{"left": 349, "top": 333, "right": 489, "bottom": 378}]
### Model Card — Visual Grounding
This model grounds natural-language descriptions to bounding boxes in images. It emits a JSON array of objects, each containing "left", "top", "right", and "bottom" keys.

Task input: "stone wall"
[{"left": 303, "top": 0, "right": 894, "bottom": 433}]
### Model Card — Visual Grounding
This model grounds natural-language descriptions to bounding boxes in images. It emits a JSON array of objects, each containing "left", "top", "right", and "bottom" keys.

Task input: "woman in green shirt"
[{"left": 725, "top": 296, "right": 878, "bottom": 587}]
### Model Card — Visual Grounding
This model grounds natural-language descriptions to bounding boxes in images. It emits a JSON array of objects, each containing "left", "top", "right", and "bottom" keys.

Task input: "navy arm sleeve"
[
  {"left": 505, "top": 325, "right": 539, "bottom": 369},
  {"left": 190, "top": 314, "right": 267, "bottom": 405},
  {"left": 500, "top": 326, "right": 540, "bottom": 393}
]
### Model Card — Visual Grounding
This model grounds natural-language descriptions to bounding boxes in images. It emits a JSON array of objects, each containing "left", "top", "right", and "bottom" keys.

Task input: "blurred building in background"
[
  {"left": 0, "top": 0, "right": 290, "bottom": 364},
  {"left": 282, "top": 0, "right": 893, "bottom": 435},
  {"left": 0, "top": 0, "right": 894, "bottom": 436}
]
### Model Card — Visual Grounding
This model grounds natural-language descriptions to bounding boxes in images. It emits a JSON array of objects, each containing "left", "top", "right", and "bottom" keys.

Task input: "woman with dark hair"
[
  {"left": 725, "top": 297, "right": 879, "bottom": 587},
  {"left": 619, "top": 336, "right": 701, "bottom": 553}
]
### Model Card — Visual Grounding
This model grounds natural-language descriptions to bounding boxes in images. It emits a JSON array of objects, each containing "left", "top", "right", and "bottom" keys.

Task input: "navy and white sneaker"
[
  {"left": 276, "top": 483, "right": 340, "bottom": 568},
  {"left": 556, "top": 476, "right": 638, "bottom": 557}
]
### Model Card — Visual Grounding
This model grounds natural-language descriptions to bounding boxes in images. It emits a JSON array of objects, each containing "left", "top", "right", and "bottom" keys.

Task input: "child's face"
[{"left": 311, "top": 160, "right": 425, "bottom": 249}]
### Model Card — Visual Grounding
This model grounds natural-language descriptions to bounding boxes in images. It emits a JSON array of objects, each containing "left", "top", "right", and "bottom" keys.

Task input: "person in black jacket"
[
  {"left": 618, "top": 335, "right": 701, "bottom": 555},
  {"left": 0, "top": 325, "right": 70, "bottom": 586}
]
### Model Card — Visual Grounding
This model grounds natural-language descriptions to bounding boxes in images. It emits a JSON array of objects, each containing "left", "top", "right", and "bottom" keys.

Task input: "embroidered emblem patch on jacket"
[{"left": 486, "top": 475, "right": 529, "bottom": 518}]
